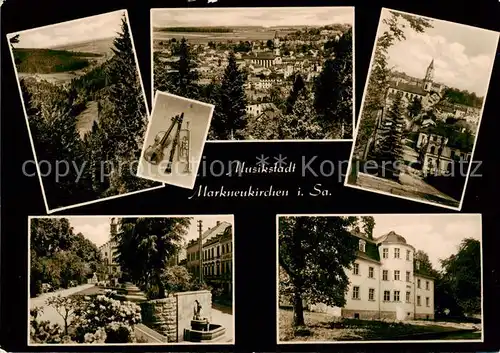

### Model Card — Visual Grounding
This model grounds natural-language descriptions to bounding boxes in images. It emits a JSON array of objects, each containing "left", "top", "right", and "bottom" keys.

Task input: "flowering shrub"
[{"left": 30, "top": 290, "right": 142, "bottom": 344}]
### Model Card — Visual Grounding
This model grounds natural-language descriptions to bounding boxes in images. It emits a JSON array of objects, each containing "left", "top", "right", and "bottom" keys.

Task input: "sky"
[
  {"left": 370, "top": 214, "right": 481, "bottom": 270},
  {"left": 67, "top": 215, "right": 234, "bottom": 248},
  {"left": 7, "top": 10, "right": 125, "bottom": 48},
  {"left": 378, "top": 9, "right": 499, "bottom": 96},
  {"left": 152, "top": 7, "right": 353, "bottom": 28}
]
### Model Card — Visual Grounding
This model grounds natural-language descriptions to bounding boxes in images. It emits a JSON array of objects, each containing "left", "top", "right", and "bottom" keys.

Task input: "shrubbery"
[{"left": 30, "top": 290, "right": 142, "bottom": 344}]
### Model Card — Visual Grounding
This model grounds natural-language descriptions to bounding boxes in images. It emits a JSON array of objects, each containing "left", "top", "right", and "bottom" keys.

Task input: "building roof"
[
  {"left": 187, "top": 221, "right": 232, "bottom": 249},
  {"left": 374, "top": 230, "right": 409, "bottom": 245},
  {"left": 389, "top": 81, "right": 427, "bottom": 96}
]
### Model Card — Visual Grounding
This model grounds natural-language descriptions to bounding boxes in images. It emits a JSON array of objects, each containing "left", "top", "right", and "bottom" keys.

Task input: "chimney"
[{"left": 216, "top": 221, "right": 221, "bottom": 226}]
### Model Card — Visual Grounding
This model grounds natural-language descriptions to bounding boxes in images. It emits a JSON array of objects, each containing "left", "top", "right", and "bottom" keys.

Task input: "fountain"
[{"left": 184, "top": 300, "right": 226, "bottom": 342}]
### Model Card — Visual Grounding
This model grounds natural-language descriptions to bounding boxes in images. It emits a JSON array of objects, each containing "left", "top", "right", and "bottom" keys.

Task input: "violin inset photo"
[{"left": 137, "top": 91, "right": 215, "bottom": 189}]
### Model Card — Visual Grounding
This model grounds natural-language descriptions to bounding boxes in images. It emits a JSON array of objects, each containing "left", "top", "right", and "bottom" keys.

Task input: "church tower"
[
  {"left": 423, "top": 58, "right": 434, "bottom": 91},
  {"left": 110, "top": 217, "right": 117, "bottom": 238}
]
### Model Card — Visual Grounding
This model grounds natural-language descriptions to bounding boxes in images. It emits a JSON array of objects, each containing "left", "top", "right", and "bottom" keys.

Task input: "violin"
[{"left": 143, "top": 114, "right": 181, "bottom": 165}]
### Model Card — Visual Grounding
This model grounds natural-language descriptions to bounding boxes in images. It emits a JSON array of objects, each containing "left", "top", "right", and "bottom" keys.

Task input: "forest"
[
  {"left": 13, "top": 48, "right": 101, "bottom": 73},
  {"left": 153, "top": 27, "right": 353, "bottom": 140},
  {"left": 13, "top": 16, "right": 159, "bottom": 210}
]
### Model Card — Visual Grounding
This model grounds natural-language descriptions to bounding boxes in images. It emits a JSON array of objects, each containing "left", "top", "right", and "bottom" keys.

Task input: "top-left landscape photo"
[{"left": 7, "top": 9, "right": 163, "bottom": 214}]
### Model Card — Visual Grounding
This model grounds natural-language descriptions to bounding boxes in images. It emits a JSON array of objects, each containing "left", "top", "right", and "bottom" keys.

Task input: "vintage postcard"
[
  {"left": 277, "top": 214, "right": 482, "bottom": 343},
  {"left": 345, "top": 8, "right": 499, "bottom": 210},
  {"left": 137, "top": 91, "right": 214, "bottom": 189},
  {"left": 28, "top": 215, "right": 235, "bottom": 345},
  {"left": 7, "top": 10, "right": 162, "bottom": 213},
  {"left": 151, "top": 7, "right": 354, "bottom": 141}
]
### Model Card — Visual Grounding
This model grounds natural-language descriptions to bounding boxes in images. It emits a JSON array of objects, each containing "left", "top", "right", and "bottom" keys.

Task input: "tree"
[
  {"left": 154, "top": 38, "right": 200, "bottom": 99},
  {"left": 407, "top": 96, "right": 422, "bottom": 118},
  {"left": 279, "top": 90, "right": 324, "bottom": 140},
  {"left": 279, "top": 216, "right": 358, "bottom": 326},
  {"left": 360, "top": 216, "right": 375, "bottom": 239},
  {"left": 209, "top": 52, "right": 247, "bottom": 140},
  {"left": 266, "top": 39, "right": 274, "bottom": 50},
  {"left": 373, "top": 92, "right": 405, "bottom": 166},
  {"left": 285, "top": 73, "right": 305, "bottom": 114},
  {"left": 314, "top": 28, "right": 353, "bottom": 138},
  {"left": 114, "top": 217, "right": 192, "bottom": 299},
  {"left": 31, "top": 218, "right": 74, "bottom": 258},
  {"left": 162, "top": 265, "right": 193, "bottom": 295},
  {"left": 440, "top": 238, "right": 481, "bottom": 315},
  {"left": 354, "top": 11, "right": 433, "bottom": 158}
]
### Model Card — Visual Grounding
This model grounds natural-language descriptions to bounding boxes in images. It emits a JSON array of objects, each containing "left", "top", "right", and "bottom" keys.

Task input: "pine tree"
[
  {"left": 285, "top": 73, "right": 305, "bottom": 114},
  {"left": 154, "top": 38, "right": 200, "bottom": 99},
  {"left": 279, "top": 90, "right": 323, "bottom": 140},
  {"left": 210, "top": 52, "right": 247, "bottom": 140},
  {"left": 314, "top": 28, "right": 353, "bottom": 139},
  {"left": 374, "top": 91, "right": 405, "bottom": 165}
]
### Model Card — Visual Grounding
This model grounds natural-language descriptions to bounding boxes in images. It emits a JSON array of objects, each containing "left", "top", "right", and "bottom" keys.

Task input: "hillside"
[
  {"left": 51, "top": 37, "right": 115, "bottom": 57},
  {"left": 13, "top": 48, "right": 103, "bottom": 74}
]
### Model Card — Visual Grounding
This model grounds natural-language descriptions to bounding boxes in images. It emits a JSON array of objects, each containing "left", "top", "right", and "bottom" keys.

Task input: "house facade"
[
  {"left": 307, "top": 230, "right": 435, "bottom": 321},
  {"left": 98, "top": 217, "right": 121, "bottom": 283}
]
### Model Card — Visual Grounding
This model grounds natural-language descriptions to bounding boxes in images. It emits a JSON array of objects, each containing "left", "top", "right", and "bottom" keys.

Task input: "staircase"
[{"left": 122, "top": 282, "right": 147, "bottom": 303}]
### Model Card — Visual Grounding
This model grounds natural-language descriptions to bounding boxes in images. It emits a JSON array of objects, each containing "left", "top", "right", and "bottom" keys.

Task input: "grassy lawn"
[{"left": 279, "top": 308, "right": 472, "bottom": 342}]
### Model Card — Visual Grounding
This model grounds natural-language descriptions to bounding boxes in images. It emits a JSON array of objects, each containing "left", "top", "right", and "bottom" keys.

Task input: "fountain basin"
[
  {"left": 184, "top": 324, "right": 226, "bottom": 342},
  {"left": 191, "top": 319, "right": 209, "bottom": 331}
]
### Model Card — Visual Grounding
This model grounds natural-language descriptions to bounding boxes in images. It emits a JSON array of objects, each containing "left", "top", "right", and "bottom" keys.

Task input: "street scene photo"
[
  {"left": 151, "top": 7, "right": 354, "bottom": 141},
  {"left": 278, "top": 214, "right": 482, "bottom": 342},
  {"left": 29, "top": 215, "right": 234, "bottom": 345},
  {"left": 137, "top": 91, "right": 214, "bottom": 189},
  {"left": 346, "top": 9, "right": 499, "bottom": 209},
  {"left": 8, "top": 10, "right": 161, "bottom": 213}
]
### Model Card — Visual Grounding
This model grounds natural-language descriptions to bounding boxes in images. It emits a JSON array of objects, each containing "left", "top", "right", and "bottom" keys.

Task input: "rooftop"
[{"left": 389, "top": 81, "right": 428, "bottom": 96}]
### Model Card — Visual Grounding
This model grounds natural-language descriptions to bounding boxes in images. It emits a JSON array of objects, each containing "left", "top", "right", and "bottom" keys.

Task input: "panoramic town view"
[
  {"left": 347, "top": 9, "right": 499, "bottom": 209},
  {"left": 29, "top": 216, "right": 234, "bottom": 344},
  {"left": 278, "top": 214, "right": 482, "bottom": 342},
  {"left": 8, "top": 10, "right": 159, "bottom": 212},
  {"left": 152, "top": 7, "right": 354, "bottom": 140}
]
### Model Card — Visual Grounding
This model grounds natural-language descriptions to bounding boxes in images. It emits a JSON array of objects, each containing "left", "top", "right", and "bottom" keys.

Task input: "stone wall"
[
  {"left": 176, "top": 290, "right": 212, "bottom": 342},
  {"left": 141, "top": 290, "right": 212, "bottom": 343},
  {"left": 342, "top": 309, "right": 380, "bottom": 320},
  {"left": 415, "top": 312, "right": 434, "bottom": 320}
]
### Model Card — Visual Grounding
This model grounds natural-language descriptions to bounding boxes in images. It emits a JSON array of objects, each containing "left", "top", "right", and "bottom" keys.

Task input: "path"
[
  {"left": 211, "top": 304, "right": 234, "bottom": 342},
  {"left": 76, "top": 101, "right": 99, "bottom": 139},
  {"left": 30, "top": 283, "right": 94, "bottom": 326}
]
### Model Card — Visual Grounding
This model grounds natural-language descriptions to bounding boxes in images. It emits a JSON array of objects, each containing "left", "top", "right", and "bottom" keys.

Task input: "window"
[
  {"left": 430, "top": 146, "right": 436, "bottom": 154},
  {"left": 383, "top": 248, "right": 388, "bottom": 258},
  {"left": 359, "top": 240, "right": 366, "bottom": 252},
  {"left": 352, "top": 286, "right": 360, "bottom": 300},
  {"left": 384, "top": 290, "right": 390, "bottom": 302},
  {"left": 383, "top": 270, "right": 388, "bottom": 281},
  {"left": 369, "top": 288, "right": 375, "bottom": 301},
  {"left": 417, "top": 279, "right": 421, "bottom": 288},
  {"left": 369, "top": 267, "right": 374, "bottom": 279},
  {"left": 406, "top": 250, "right": 411, "bottom": 261},
  {"left": 406, "top": 271, "right": 411, "bottom": 282},
  {"left": 426, "top": 281, "right": 430, "bottom": 290},
  {"left": 353, "top": 263, "right": 359, "bottom": 275},
  {"left": 394, "top": 270, "right": 400, "bottom": 281},
  {"left": 406, "top": 291, "right": 411, "bottom": 303},
  {"left": 394, "top": 291, "right": 400, "bottom": 302},
  {"left": 426, "top": 297, "right": 430, "bottom": 307},
  {"left": 417, "top": 296, "right": 421, "bottom": 306},
  {"left": 394, "top": 248, "right": 400, "bottom": 259}
]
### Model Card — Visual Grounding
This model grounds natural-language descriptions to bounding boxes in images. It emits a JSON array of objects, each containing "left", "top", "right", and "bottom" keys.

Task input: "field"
[
  {"left": 51, "top": 37, "right": 115, "bottom": 57},
  {"left": 153, "top": 28, "right": 296, "bottom": 45}
]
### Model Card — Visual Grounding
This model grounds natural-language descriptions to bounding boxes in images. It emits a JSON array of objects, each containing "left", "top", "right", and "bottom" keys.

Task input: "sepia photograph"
[
  {"left": 345, "top": 8, "right": 499, "bottom": 210},
  {"left": 29, "top": 215, "right": 235, "bottom": 345},
  {"left": 151, "top": 7, "right": 354, "bottom": 141},
  {"left": 137, "top": 92, "right": 214, "bottom": 189},
  {"left": 278, "top": 214, "right": 482, "bottom": 343},
  {"left": 7, "top": 10, "right": 162, "bottom": 213}
]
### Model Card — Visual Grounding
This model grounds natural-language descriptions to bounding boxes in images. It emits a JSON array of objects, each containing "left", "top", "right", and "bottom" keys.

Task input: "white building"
[
  {"left": 98, "top": 218, "right": 121, "bottom": 283},
  {"left": 307, "top": 230, "right": 435, "bottom": 320}
]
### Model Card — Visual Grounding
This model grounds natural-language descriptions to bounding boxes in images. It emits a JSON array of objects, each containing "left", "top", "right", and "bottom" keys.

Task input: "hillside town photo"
[
  {"left": 151, "top": 7, "right": 354, "bottom": 141},
  {"left": 346, "top": 9, "right": 499, "bottom": 210},
  {"left": 29, "top": 215, "right": 234, "bottom": 345},
  {"left": 137, "top": 92, "right": 214, "bottom": 189},
  {"left": 278, "top": 214, "right": 482, "bottom": 342},
  {"left": 8, "top": 10, "right": 161, "bottom": 213}
]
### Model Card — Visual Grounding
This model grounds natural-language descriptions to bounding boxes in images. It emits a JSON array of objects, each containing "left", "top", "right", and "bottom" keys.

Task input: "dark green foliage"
[
  {"left": 360, "top": 216, "right": 375, "bottom": 239},
  {"left": 286, "top": 73, "right": 305, "bottom": 114},
  {"left": 30, "top": 218, "right": 104, "bottom": 297},
  {"left": 444, "top": 88, "right": 483, "bottom": 108},
  {"left": 374, "top": 92, "right": 405, "bottom": 164},
  {"left": 279, "top": 90, "right": 324, "bottom": 139},
  {"left": 154, "top": 37, "right": 200, "bottom": 99},
  {"left": 279, "top": 216, "right": 358, "bottom": 326},
  {"left": 209, "top": 52, "right": 248, "bottom": 140},
  {"left": 429, "top": 120, "right": 474, "bottom": 152},
  {"left": 407, "top": 96, "right": 423, "bottom": 117},
  {"left": 414, "top": 250, "right": 440, "bottom": 278},
  {"left": 113, "top": 217, "right": 192, "bottom": 299},
  {"left": 13, "top": 48, "right": 101, "bottom": 73},
  {"left": 314, "top": 28, "right": 353, "bottom": 138}
]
